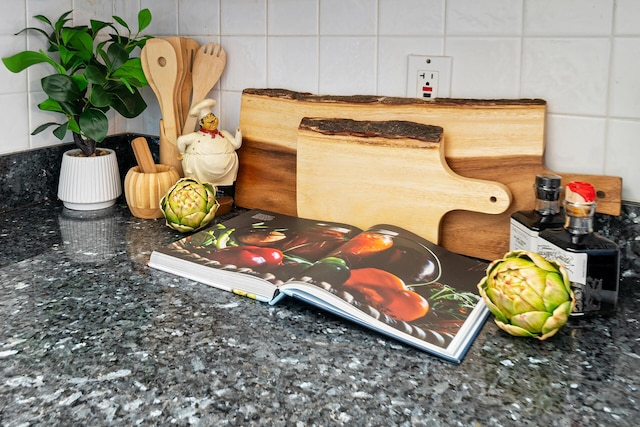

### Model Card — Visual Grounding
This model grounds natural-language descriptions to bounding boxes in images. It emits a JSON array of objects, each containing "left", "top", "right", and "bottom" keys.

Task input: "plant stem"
[{"left": 73, "top": 132, "right": 96, "bottom": 157}]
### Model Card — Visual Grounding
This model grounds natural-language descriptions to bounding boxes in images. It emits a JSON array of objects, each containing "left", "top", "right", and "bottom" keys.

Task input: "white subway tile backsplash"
[
  {"left": 521, "top": 38, "right": 610, "bottom": 116},
  {"left": 609, "top": 37, "right": 640, "bottom": 119},
  {"left": 524, "top": 0, "right": 613, "bottom": 36},
  {"left": 142, "top": 0, "right": 178, "bottom": 36},
  {"left": 319, "top": 36, "right": 376, "bottom": 95},
  {"left": 378, "top": 0, "right": 444, "bottom": 36},
  {"left": 446, "top": 37, "right": 521, "bottom": 98},
  {"left": 446, "top": 0, "right": 523, "bottom": 36},
  {"left": 221, "top": 0, "right": 266, "bottom": 36},
  {"left": 0, "top": 94, "right": 29, "bottom": 155},
  {"left": 0, "top": 2, "right": 25, "bottom": 35},
  {"left": 615, "top": 0, "right": 640, "bottom": 35},
  {"left": 543, "top": 114, "right": 606, "bottom": 175},
  {"left": 220, "top": 36, "right": 266, "bottom": 91},
  {"left": 178, "top": 0, "right": 220, "bottom": 36},
  {"left": 267, "top": 37, "right": 318, "bottom": 93},
  {"left": 73, "top": 0, "right": 113, "bottom": 23},
  {"left": 268, "top": 0, "right": 318, "bottom": 36},
  {"left": 220, "top": 90, "right": 242, "bottom": 132},
  {"left": 319, "top": 0, "right": 377, "bottom": 36},
  {"left": 607, "top": 119, "right": 640, "bottom": 201},
  {"left": 2, "top": 0, "right": 640, "bottom": 202}
]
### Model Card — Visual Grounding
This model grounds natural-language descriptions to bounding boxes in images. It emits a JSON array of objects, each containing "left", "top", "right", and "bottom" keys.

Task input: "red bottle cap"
[{"left": 566, "top": 181, "right": 596, "bottom": 203}]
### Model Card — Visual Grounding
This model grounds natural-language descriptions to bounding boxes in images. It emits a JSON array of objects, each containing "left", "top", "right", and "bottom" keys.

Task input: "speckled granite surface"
[
  {"left": 1, "top": 136, "right": 639, "bottom": 425},
  {"left": 1, "top": 200, "right": 639, "bottom": 426}
]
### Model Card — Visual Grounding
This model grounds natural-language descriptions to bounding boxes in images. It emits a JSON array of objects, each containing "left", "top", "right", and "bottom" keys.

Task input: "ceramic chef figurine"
[{"left": 177, "top": 99, "right": 242, "bottom": 187}]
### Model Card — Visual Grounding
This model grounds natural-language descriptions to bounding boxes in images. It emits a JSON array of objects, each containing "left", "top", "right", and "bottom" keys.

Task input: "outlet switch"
[{"left": 407, "top": 55, "right": 452, "bottom": 99}]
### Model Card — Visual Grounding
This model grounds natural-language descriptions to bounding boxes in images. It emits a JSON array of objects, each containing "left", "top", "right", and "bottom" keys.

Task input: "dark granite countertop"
[{"left": 0, "top": 200, "right": 638, "bottom": 426}]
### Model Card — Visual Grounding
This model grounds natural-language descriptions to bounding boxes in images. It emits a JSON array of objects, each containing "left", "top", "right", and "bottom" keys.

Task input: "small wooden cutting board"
[{"left": 297, "top": 118, "right": 512, "bottom": 245}]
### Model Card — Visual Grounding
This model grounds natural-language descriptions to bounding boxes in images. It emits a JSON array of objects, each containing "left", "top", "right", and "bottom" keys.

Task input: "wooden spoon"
[
  {"left": 182, "top": 42, "right": 226, "bottom": 135},
  {"left": 141, "top": 38, "right": 180, "bottom": 144},
  {"left": 131, "top": 137, "right": 157, "bottom": 174}
]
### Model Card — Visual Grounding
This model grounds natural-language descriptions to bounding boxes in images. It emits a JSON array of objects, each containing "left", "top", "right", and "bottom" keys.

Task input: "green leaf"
[
  {"left": 33, "top": 14, "right": 53, "bottom": 26},
  {"left": 53, "top": 122, "right": 69, "bottom": 140},
  {"left": 66, "top": 118, "right": 80, "bottom": 134},
  {"left": 79, "top": 108, "right": 108, "bottom": 142},
  {"left": 70, "top": 74, "right": 89, "bottom": 92},
  {"left": 37, "top": 98, "right": 65, "bottom": 113},
  {"left": 42, "top": 74, "right": 83, "bottom": 102},
  {"left": 112, "top": 15, "right": 129, "bottom": 32},
  {"left": 112, "top": 58, "right": 147, "bottom": 87},
  {"left": 89, "top": 85, "right": 111, "bottom": 108},
  {"left": 2, "top": 51, "right": 63, "bottom": 74},
  {"left": 84, "top": 64, "right": 106, "bottom": 84},
  {"left": 53, "top": 11, "right": 73, "bottom": 33},
  {"left": 109, "top": 85, "right": 146, "bottom": 118},
  {"left": 61, "top": 28, "right": 94, "bottom": 60},
  {"left": 105, "top": 43, "right": 128, "bottom": 70},
  {"left": 138, "top": 9, "right": 152, "bottom": 32},
  {"left": 89, "top": 19, "right": 110, "bottom": 36},
  {"left": 31, "top": 122, "right": 60, "bottom": 136}
]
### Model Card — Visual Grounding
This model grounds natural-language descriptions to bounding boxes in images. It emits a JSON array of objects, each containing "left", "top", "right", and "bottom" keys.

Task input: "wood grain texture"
[
  {"left": 297, "top": 118, "right": 512, "bottom": 245},
  {"left": 236, "top": 89, "right": 622, "bottom": 260}
]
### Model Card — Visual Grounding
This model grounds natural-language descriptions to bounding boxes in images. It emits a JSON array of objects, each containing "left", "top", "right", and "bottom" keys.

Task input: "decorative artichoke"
[
  {"left": 160, "top": 178, "right": 219, "bottom": 232},
  {"left": 478, "top": 250, "right": 575, "bottom": 340}
]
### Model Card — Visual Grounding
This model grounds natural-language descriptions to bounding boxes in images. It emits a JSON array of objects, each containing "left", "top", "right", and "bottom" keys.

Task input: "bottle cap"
[
  {"left": 535, "top": 173, "right": 561, "bottom": 189},
  {"left": 565, "top": 181, "right": 596, "bottom": 204},
  {"left": 535, "top": 173, "right": 562, "bottom": 201}
]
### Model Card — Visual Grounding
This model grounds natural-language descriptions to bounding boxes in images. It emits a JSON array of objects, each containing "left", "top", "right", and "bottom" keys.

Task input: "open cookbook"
[{"left": 149, "top": 209, "right": 490, "bottom": 363}]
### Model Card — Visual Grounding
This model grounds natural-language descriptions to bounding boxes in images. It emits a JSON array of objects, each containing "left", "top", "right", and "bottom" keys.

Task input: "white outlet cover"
[{"left": 407, "top": 55, "right": 452, "bottom": 99}]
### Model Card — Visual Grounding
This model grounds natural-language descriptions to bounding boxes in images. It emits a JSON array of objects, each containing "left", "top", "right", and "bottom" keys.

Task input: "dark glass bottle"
[
  {"left": 537, "top": 182, "right": 619, "bottom": 316},
  {"left": 510, "top": 173, "right": 565, "bottom": 252}
]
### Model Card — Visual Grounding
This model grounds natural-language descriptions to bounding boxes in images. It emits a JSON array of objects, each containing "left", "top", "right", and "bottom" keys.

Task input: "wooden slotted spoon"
[{"left": 182, "top": 42, "right": 226, "bottom": 135}]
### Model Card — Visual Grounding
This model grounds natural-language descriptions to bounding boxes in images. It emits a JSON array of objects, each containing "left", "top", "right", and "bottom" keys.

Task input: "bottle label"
[
  {"left": 536, "top": 240, "right": 589, "bottom": 314},
  {"left": 509, "top": 218, "right": 538, "bottom": 252}
]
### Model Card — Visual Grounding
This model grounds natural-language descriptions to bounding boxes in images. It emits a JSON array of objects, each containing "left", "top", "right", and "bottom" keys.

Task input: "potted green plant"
[{"left": 2, "top": 9, "right": 153, "bottom": 210}]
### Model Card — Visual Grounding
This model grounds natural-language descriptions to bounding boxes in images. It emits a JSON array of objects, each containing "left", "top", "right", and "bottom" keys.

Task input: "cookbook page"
[
  {"left": 152, "top": 210, "right": 363, "bottom": 300},
  {"left": 281, "top": 224, "right": 489, "bottom": 353}
]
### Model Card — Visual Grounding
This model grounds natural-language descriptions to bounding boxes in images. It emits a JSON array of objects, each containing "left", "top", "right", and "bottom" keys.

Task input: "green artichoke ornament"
[
  {"left": 478, "top": 250, "right": 575, "bottom": 341},
  {"left": 160, "top": 178, "right": 219, "bottom": 233}
]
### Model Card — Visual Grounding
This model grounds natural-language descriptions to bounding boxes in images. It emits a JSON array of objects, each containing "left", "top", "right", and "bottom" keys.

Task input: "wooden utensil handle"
[{"left": 131, "top": 137, "right": 158, "bottom": 174}]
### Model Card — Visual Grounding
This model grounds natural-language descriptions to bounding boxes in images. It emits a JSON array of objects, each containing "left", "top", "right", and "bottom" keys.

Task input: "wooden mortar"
[{"left": 124, "top": 164, "right": 180, "bottom": 219}]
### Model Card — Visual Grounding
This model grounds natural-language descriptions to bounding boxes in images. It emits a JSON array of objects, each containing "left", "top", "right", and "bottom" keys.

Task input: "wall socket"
[{"left": 406, "top": 55, "right": 452, "bottom": 99}]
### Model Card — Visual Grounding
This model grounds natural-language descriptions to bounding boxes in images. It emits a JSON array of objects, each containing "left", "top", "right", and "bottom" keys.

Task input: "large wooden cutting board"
[
  {"left": 297, "top": 118, "right": 511, "bottom": 245},
  {"left": 236, "top": 88, "right": 622, "bottom": 260}
]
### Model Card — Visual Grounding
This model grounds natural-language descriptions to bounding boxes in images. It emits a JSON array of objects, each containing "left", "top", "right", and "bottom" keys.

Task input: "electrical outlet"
[{"left": 407, "top": 55, "right": 452, "bottom": 99}]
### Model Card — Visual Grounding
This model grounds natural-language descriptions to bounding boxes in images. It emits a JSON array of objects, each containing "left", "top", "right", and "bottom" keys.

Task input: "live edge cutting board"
[
  {"left": 236, "top": 88, "right": 622, "bottom": 260},
  {"left": 297, "top": 118, "right": 511, "bottom": 246}
]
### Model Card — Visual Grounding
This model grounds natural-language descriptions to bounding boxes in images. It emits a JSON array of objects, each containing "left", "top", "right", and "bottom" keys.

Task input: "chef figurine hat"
[{"left": 189, "top": 98, "right": 218, "bottom": 130}]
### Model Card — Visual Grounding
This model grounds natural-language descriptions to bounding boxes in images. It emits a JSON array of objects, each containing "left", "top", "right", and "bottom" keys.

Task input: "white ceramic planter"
[{"left": 57, "top": 148, "right": 122, "bottom": 210}]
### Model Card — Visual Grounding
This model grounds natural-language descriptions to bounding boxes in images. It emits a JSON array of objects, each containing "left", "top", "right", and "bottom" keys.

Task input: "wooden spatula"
[{"left": 182, "top": 43, "right": 226, "bottom": 134}]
